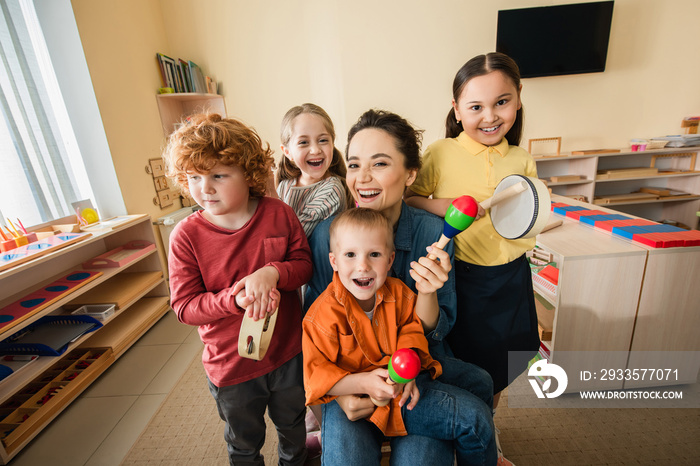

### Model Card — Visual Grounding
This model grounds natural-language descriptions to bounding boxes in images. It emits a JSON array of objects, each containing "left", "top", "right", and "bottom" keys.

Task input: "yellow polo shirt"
[{"left": 411, "top": 132, "right": 537, "bottom": 266}]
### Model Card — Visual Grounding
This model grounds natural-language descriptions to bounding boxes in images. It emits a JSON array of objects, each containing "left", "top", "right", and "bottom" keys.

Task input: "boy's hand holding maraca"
[{"left": 370, "top": 348, "right": 422, "bottom": 409}]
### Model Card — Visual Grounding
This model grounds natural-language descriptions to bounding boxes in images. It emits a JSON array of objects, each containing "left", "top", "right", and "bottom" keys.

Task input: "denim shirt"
[{"left": 304, "top": 202, "right": 457, "bottom": 354}]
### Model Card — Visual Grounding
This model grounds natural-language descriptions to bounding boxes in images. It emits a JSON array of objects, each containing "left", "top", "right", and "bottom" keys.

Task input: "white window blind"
[{"left": 0, "top": 0, "right": 93, "bottom": 227}]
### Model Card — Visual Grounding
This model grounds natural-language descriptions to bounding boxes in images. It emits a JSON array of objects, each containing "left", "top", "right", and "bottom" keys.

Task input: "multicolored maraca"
[
  {"left": 371, "top": 348, "right": 422, "bottom": 406},
  {"left": 427, "top": 195, "right": 478, "bottom": 260},
  {"left": 426, "top": 180, "right": 529, "bottom": 260}
]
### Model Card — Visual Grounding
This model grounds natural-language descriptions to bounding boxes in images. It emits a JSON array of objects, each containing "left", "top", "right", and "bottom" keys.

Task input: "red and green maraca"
[
  {"left": 427, "top": 195, "right": 478, "bottom": 260},
  {"left": 371, "top": 348, "right": 422, "bottom": 406},
  {"left": 426, "top": 181, "right": 528, "bottom": 260}
]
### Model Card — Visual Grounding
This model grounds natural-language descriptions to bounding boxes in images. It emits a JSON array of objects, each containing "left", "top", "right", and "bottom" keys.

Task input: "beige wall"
[
  {"left": 72, "top": 0, "right": 700, "bottom": 218},
  {"left": 72, "top": 0, "right": 172, "bottom": 219}
]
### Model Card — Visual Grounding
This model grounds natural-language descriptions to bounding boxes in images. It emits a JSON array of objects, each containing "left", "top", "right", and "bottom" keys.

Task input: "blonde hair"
[
  {"left": 163, "top": 113, "right": 273, "bottom": 198},
  {"left": 277, "top": 103, "right": 352, "bottom": 204},
  {"left": 329, "top": 208, "right": 394, "bottom": 252}
]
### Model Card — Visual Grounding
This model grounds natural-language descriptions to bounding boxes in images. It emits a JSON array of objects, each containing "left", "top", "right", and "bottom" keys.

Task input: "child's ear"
[
  {"left": 387, "top": 251, "right": 395, "bottom": 271},
  {"left": 281, "top": 144, "right": 292, "bottom": 161},
  {"left": 451, "top": 98, "right": 460, "bottom": 123},
  {"left": 516, "top": 83, "right": 523, "bottom": 110},
  {"left": 329, "top": 252, "right": 338, "bottom": 271}
]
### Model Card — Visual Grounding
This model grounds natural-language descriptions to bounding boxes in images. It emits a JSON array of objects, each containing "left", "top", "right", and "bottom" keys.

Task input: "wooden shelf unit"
[
  {"left": 0, "top": 215, "right": 169, "bottom": 464},
  {"left": 535, "top": 146, "right": 700, "bottom": 229},
  {"left": 532, "top": 195, "right": 700, "bottom": 393},
  {"left": 155, "top": 92, "right": 226, "bottom": 137}
]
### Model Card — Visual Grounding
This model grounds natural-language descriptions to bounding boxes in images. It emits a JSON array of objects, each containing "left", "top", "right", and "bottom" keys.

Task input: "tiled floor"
[{"left": 9, "top": 311, "right": 202, "bottom": 466}]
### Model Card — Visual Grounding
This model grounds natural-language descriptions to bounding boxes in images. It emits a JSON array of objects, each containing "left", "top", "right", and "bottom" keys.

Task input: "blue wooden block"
[
  {"left": 612, "top": 226, "right": 649, "bottom": 239},
  {"left": 643, "top": 224, "right": 685, "bottom": 233}
]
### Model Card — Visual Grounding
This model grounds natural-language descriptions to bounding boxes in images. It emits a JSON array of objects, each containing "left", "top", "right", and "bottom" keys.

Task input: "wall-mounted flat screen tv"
[{"left": 496, "top": 1, "right": 614, "bottom": 78}]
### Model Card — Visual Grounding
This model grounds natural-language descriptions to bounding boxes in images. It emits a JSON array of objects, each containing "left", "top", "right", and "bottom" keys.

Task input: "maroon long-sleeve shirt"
[{"left": 168, "top": 197, "right": 312, "bottom": 386}]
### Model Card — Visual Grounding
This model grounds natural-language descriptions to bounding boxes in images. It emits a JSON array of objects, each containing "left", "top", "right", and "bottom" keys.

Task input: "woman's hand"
[
  {"left": 409, "top": 242, "right": 451, "bottom": 294},
  {"left": 398, "top": 380, "right": 420, "bottom": 410}
]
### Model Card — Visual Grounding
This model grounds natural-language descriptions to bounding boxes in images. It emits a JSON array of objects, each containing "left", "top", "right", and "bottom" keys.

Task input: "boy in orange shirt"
[{"left": 302, "top": 208, "right": 495, "bottom": 465}]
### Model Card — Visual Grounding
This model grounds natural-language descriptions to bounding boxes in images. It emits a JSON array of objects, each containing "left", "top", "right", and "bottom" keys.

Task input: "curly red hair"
[{"left": 163, "top": 113, "right": 273, "bottom": 198}]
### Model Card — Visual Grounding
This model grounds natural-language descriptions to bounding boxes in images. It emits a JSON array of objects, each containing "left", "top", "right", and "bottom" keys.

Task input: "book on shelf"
[
  {"left": 156, "top": 53, "right": 218, "bottom": 94},
  {"left": 205, "top": 76, "right": 217, "bottom": 95},
  {"left": 178, "top": 59, "right": 192, "bottom": 92},
  {"left": 156, "top": 53, "right": 177, "bottom": 90},
  {"left": 188, "top": 60, "right": 207, "bottom": 93}
]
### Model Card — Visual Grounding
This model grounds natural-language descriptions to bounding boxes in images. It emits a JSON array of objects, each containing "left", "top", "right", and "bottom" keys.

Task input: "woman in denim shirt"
[{"left": 304, "top": 109, "right": 496, "bottom": 465}]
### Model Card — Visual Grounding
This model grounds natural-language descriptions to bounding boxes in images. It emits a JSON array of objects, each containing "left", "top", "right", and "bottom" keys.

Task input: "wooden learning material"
[
  {"left": 0, "top": 271, "right": 103, "bottom": 334},
  {"left": 534, "top": 293, "right": 554, "bottom": 341},
  {"left": 596, "top": 167, "right": 659, "bottom": 180},
  {"left": 0, "top": 233, "right": 91, "bottom": 273},
  {"left": 82, "top": 241, "right": 155, "bottom": 268},
  {"left": 528, "top": 137, "right": 561, "bottom": 156},
  {"left": 547, "top": 174, "right": 584, "bottom": 183},
  {"left": 550, "top": 202, "right": 700, "bottom": 248},
  {"left": 571, "top": 149, "right": 621, "bottom": 155},
  {"left": 649, "top": 152, "right": 696, "bottom": 172},
  {"left": 238, "top": 310, "right": 278, "bottom": 361},
  {"left": 371, "top": 348, "right": 421, "bottom": 406},
  {"left": 78, "top": 215, "right": 143, "bottom": 232}
]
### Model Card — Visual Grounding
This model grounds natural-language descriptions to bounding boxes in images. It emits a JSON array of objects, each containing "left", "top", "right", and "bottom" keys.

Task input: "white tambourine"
[{"left": 490, "top": 175, "right": 551, "bottom": 239}]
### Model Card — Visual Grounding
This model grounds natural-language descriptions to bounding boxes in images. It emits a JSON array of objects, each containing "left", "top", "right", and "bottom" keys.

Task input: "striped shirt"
[{"left": 276, "top": 176, "right": 346, "bottom": 237}]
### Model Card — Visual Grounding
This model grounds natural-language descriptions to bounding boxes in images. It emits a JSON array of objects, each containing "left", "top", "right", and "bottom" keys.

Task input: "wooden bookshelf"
[
  {"left": 534, "top": 146, "right": 700, "bottom": 229},
  {"left": 0, "top": 215, "right": 169, "bottom": 464}
]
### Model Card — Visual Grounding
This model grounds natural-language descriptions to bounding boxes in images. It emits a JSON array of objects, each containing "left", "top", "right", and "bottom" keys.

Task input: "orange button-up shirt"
[{"left": 302, "top": 273, "right": 442, "bottom": 436}]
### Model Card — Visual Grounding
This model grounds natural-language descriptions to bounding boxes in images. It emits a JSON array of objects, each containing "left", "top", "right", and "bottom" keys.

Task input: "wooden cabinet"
[
  {"left": 535, "top": 146, "right": 700, "bottom": 229},
  {"left": 155, "top": 93, "right": 226, "bottom": 137},
  {"left": 0, "top": 215, "right": 169, "bottom": 464},
  {"left": 533, "top": 195, "right": 700, "bottom": 392}
]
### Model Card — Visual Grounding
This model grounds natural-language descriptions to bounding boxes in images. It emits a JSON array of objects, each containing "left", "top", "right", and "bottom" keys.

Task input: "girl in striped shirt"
[{"left": 275, "top": 103, "right": 351, "bottom": 238}]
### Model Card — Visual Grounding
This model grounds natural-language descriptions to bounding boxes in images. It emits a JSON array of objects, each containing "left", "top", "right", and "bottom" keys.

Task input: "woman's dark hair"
[
  {"left": 445, "top": 52, "right": 524, "bottom": 146},
  {"left": 346, "top": 109, "right": 423, "bottom": 171}
]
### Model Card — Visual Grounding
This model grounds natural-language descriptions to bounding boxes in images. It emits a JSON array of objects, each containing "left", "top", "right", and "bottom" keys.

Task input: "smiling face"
[
  {"left": 282, "top": 113, "right": 334, "bottom": 186},
  {"left": 329, "top": 223, "right": 395, "bottom": 313},
  {"left": 186, "top": 162, "right": 253, "bottom": 229},
  {"left": 345, "top": 128, "right": 417, "bottom": 227},
  {"left": 452, "top": 70, "right": 521, "bottom": 147}
]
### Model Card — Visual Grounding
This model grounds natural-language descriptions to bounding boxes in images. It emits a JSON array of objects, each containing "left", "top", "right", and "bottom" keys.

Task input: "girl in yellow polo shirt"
[{"left": 406, "top": 52, "right": 539, "bottom": 464}]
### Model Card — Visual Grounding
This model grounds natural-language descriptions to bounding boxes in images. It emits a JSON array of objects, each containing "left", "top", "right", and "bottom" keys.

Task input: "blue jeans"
[
  {"left": 321, "top": 372, "right": 496, "bottom": 466},
  {"left": 435, "top": 354, "right": 494, "bottom": 410}
]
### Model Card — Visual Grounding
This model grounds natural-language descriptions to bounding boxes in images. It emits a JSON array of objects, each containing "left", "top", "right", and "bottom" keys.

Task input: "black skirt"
[{"left": 446, "top": 254, "right": 540, "bottom": 393}]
